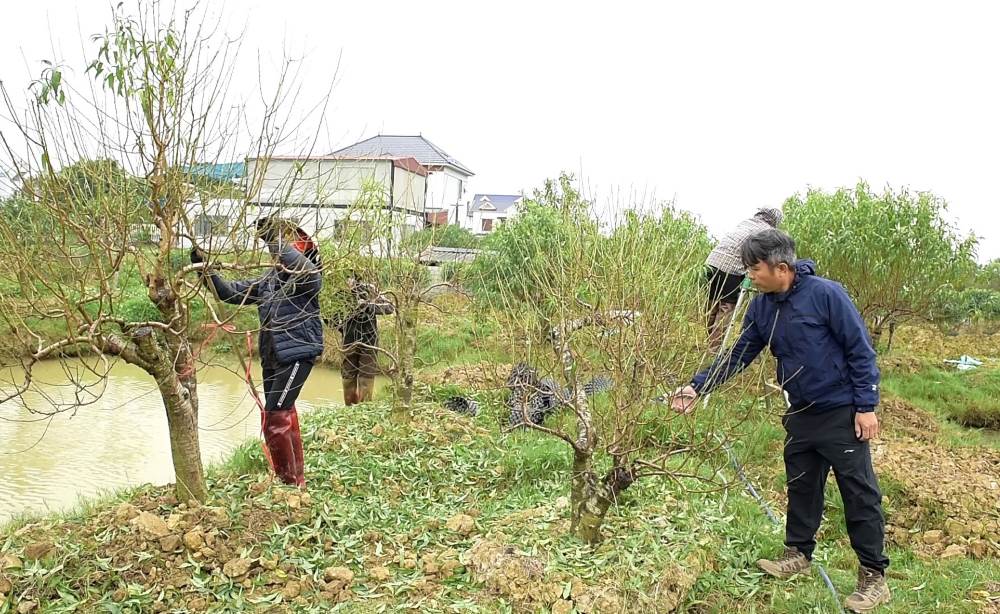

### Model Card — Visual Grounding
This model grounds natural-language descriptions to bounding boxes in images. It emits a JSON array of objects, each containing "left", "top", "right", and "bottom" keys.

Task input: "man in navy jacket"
[{"left": 672, "top": 229, "right": 890, "bottom": 613}]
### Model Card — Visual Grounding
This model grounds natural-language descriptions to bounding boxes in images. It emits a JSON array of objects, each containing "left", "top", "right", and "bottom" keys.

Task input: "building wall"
[
  {"left": 176, "top": 198, "right": 421, "bottom": 257},
  {"left": 248, "top": 158, "right": 390, "bottom": 208},
  {"left": 470, "top": 209, "right": 514, "bottom": 235},
  {"left": 465, "top": 201, "right": 519, "bottom": 235},
  {"left": 246, "top": 158, "right": 426, "bottom": 215},
  {"left": 425, "top": 167, "right": 469, "bottom": 221},
  {"left": 391, "top": 166, "right": 427, "bottom": 216},
  {"left": 192, "top": 156, "right": 430, "bottom": 256}
]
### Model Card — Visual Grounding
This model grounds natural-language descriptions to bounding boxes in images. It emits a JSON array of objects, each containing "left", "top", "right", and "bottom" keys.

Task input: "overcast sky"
[{"left": 2, "top": 0, "right": 997, "bottom": 261}]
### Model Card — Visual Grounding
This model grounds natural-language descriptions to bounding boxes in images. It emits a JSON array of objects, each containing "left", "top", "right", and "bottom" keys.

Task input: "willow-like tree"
[
  {"left": 0, "top": 3, "right": 309, "bottom": 501},
  {"left": 473, "top": 178, "right": 761, "bottom": 542}
]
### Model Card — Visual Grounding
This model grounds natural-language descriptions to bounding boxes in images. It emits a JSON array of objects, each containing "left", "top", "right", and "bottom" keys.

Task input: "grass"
[
  {"left": 413, "top": 313, "right": 503, "bottom": 369},
  {"left": 2, "top": 314, "right": 999, "bottom": 612},
  {"left": 882, "top": 365, "right": 1000, "bottom": 430},
  {"left": 2, "top": 385, "right": 998, "bottom": 613}
]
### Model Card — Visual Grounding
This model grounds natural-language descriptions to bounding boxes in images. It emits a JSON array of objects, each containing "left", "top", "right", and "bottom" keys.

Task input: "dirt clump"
[
  {"left": 222, "top": 557, "right": 253, "bottom": 579},
  {"left": 131, "top": 511, "right": 171, "bottom": 538},
  {"left": 643, "top": 559, "right": 701, "bottom": 612},
  {"left": 895, "top": 326, "right": 1000, "bottom": 362},
  {"left": 880, "top": 397, "right": 940, "bottom": 440},
  {"left": 876, "top": 424, "right": 1000, "bottom": 559},
  {"left": 320, "top": 566, "right": 354, "bottom": 602},
  {"left": 574, "top": 585, "right": 624, "bottom": 613},
  {"left": 465, "top": 539, "right": 549, "bottom": 604},
  {"left": 445, "top": 513, "right": 476, "bottom": 535},
  {"left": 0, "top": 480, "right": 303, "bottom": 611},
  {"left": 368, "top": 565, "right": 391, "bottom": 582},
  {"left": 419, "top": 361, "right": 510, "bottom": 390},
  {"left": 22, "top": 542, "right": 54, "bottom": 561}
]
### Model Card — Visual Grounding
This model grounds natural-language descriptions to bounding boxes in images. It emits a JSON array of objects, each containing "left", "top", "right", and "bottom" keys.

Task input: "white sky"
[{"left": 1, "top": 0, "right": 998, "bottom": 261}]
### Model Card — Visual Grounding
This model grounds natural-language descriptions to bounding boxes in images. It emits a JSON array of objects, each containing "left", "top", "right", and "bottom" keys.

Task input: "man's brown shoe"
[
  {"left": 845, "top": 566, "right": 890, "bottom": 612},
  {"left": 757, "top": 547, "right": 811, "bottom": 578}
]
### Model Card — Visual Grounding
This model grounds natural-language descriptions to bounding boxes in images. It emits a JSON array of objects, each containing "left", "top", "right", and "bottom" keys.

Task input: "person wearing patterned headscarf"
[{"left": 704, "top": 207, "right": 783, "bottom": 350}]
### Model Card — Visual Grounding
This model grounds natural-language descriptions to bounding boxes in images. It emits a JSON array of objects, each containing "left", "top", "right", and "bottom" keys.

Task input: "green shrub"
[
  {"left": 115, "top": 293, "right": 163, "bottom": 323},
  {"left": 468, "top": 201, "right": 596, "bottom": 306},
  {"left": 977, "top": 259, "right": 1000, "bottom": 292},
  {"left": 784, "top": 182, "right": 978, "bottom": 339},
  {"left": 404, "top": 224, "right": 480, "bottom": 251},
  {"left": 935, "top": 287, "right": 1000, "bottom": 330},
  {"left": 441, "top": 262, "right": 469, "bottom": 285}
]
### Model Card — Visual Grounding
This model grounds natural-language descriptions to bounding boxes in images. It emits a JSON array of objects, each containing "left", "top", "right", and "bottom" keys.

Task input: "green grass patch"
[
  {"left": 883, "top": 366, "right": 1000, "bottom": 430},
  {"left": 414, "top": 315, "right": 500, "bottom": 368}
]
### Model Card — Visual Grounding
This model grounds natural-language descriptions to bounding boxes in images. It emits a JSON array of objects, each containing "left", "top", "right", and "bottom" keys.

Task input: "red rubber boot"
[
  {"left": 288, "top": 405, "right": 306, "bottom": 487},
  {"left": 263, "top": 408, "right": 306, "bottom": 487}
]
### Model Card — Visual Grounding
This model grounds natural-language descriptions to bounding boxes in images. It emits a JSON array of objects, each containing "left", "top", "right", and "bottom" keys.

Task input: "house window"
[
  {"left": 457, "top": 179, "right": 464, "bottom": 200},
  {"left": 482, "top": 218, "right": 493, "bottom": 232}
]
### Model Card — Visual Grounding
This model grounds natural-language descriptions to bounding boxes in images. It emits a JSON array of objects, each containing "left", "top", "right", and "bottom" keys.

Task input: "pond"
[{"left": 0, "top": 358, "right": 380, "bottom": 522}]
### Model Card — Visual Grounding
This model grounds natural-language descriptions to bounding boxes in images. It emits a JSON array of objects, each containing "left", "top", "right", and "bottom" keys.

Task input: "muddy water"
[{"left": 0, "top": 358, "right": 380, "bottom": 522}]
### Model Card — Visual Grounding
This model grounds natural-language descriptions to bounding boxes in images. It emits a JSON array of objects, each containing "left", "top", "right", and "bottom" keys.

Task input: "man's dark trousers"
[{"left": 782, "top": 406, "right": 890, "bottom": 571}]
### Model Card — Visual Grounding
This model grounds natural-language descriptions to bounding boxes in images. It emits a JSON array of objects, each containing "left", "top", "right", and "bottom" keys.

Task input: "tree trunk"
[
  {"left": 391, "top": 370, "right": 413, "bottom": 423},
  {"left": 17, "top": 269, "right": 35, "bottom": 299},
  {"left": 569, "top": 452, "right": 601, "bottom": 542},
  {"left": 870, "top": 324, "right": 883, "bottom": 350},
  {"left": 133, "top": 326, "right": 208, "bottom": 502},
  {"left": 570, "top": 455, "right": 634, "bottom": 544},
  {"left": 158, "top": 373, "right": 208, "bottom": 502},
  {"left": 392, "top": 297, "right": 417, "bottom": 422}
]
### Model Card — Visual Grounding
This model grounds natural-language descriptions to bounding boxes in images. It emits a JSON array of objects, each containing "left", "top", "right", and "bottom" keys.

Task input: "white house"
[
  {"left": 130, "top": 196, "right": 250, "bottom": 250},
  {"left": 242, "top": 154, "right": 429, "bottom": 254},
  {"left": 129, "top": 156, "right": 427, "bottom": 254},
  {"left": 466, "top": 194, "right": 523, "bottom": 235},
  {"left": 329, "top": 135, "right": 473, "bottom": 227}
]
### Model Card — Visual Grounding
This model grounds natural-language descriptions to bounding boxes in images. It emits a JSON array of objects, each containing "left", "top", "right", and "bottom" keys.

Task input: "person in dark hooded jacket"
[
  {"left": 191, "top": 215, "right": 322, "bottom": 487},
  {"left": 327, "top": 274, "right": 394, "bottom": 406},
  {"left": 671, "top": 229, "right": 890, "bottom": 613}
]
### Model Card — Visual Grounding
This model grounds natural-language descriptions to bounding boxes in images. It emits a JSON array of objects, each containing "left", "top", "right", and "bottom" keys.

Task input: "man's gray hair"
[{"left": 741, "top": 228, "right": 796, "bottom": 268}]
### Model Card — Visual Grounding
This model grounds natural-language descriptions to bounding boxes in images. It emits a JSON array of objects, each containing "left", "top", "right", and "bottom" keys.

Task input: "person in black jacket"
[
  {"left": 328, "top": 274, "right": 393, "bottom": 405},
  {"left": 191, "top": 215, "right": 322, "bottom": 487},
  {"left": 672, "top": 229, "right": 889, "bottom": 613}
]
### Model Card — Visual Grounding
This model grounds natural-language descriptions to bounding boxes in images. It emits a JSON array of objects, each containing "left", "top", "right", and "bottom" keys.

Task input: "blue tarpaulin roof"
[{"left": 185, "top": 162, "right": 245, "bottom": 181}]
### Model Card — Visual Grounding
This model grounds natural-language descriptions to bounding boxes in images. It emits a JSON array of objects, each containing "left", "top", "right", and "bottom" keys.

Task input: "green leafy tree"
[
  {"left": 404, "top": 224, "right": 480, "bottom": 252},
  {"left": 477, "top": 177, "right": 737, "bottom": 543},
  {"left": 976, "top": 259, "right": 1000, "bottom": 292},
  {"left": 783, "top": 182, "right": 978, "bottom": 345},
  {"left": 532, "top": 171, "right": 591, "bottom": 217},
  {"left": 468, "top": 171, "right": 594, "bottom": 306}
]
